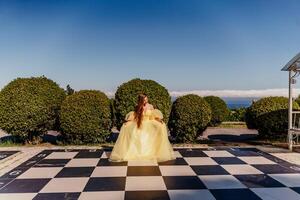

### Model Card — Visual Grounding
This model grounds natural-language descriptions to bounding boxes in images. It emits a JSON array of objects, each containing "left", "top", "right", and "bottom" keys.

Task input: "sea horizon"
[{"left": 170, "top": 96, "right": 258, "bottom": 109}]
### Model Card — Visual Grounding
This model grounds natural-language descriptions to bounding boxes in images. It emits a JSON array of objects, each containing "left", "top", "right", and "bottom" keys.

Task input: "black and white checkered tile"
[
  {"left": 0, "top": 151, "right": 19, "bottom": 161},
  {"left": 0, "top": 148, "right": 300, "bottom": 200}
]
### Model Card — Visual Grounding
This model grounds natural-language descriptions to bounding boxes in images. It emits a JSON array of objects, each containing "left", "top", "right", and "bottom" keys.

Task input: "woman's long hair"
[{"left": 134, "top": 94, "right": 147, "bottom": 128}]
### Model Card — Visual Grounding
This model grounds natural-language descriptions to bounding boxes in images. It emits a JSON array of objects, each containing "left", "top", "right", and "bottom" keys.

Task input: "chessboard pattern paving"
[
  {"left": 0, "top": 148, "right": 300, "bottom": 200},
  {"left": 0, "top": 151, "right": 19, "bottom": 161}
]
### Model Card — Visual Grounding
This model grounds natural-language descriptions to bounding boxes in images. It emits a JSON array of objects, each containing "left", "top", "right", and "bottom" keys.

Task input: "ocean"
[{"left": 171, "top": 97, "right": 259, "bottom": 109}]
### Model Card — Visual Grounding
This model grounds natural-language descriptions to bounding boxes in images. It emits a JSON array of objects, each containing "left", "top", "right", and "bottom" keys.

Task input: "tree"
[{"left": 66, "top": 84, "right": 75, "bottom": 95}]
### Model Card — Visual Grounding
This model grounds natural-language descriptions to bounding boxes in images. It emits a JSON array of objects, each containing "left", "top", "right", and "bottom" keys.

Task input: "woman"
[{"left": 109, "top": 94, "right": 176, "bottom": 162}]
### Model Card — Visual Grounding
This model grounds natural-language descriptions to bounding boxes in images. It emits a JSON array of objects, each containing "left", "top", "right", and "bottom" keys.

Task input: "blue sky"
[{"left": 0, "top": 0, "right": 300, "bottom": 97}]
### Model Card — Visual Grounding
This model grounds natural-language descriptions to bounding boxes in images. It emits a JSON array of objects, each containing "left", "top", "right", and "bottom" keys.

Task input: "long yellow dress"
[{"left": 109, "top": 109, "right": 176, "bottom": 162}]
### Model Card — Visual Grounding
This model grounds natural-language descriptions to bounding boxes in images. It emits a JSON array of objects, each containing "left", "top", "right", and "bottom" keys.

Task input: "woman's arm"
[{"left": 125, "top": 111, "right": 135, "bottom": 122}]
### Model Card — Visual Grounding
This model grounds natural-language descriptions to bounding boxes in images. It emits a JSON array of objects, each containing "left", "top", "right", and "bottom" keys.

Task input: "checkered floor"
[
  {"left": 0, "top": 151, "right": 19, "bottom": 161},
  {"left": 0, "top": 148, "right": 300, "bottom": 200}
]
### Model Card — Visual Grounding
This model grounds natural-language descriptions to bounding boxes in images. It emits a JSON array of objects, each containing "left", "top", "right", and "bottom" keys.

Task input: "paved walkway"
[{"left": 0, "top": 146, "right": 300, "bottom": 200}]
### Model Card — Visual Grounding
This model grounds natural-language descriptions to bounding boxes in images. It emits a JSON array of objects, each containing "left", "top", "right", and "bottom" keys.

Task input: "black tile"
[
  {"left": 252, "top": 164, "right": 298, "bottom": 174},
  {"left": 210, "top": 188, "right": 262, "bottom": 200},
  {"left": 84, "top": 177, "right": 126, "bottom": 191},
  {"left": 0, "top": 179, "right": 51, "bottom": 193},
  {"left": 291, "top": 187, "right": 300, "bottom": 194},
  {"left": 235, "top": 174, "right": 285, "bottom": 188},
  {"left": 178, "top": 149, "right": 208, "bottom": 157},
  {"left": 191, "top": 165, "right": 229, "bottom": 175},
  {"left": 125, "top": 191, "right": 170, "bottom": 200},
  {"left": 158, "top": 158, "right": 188, "bottom": 166},
  {"left": 0, "top": 151, "right": 19, "bottom": 154},
  {"left": 228, "top": 149, "right": 261, "bottom": 157},
  {"left": 98, "top": 158, "right": 127, "bottom": 166},
  {"left": 163, "top": 176, "right": 206, "bottom": 190},
  {"left": 33, "top": 192, "right": 80, "bottom": 200},
  {"left": 0, "top": 178, "right": 13, "bottom": 189},
  {"left": 74, "top": 150, "right": 103, "bottom": 158},
  {"left": 17, "top": 159, "right": 40, "bottom": 168},
  {"left": 212, "top": 157, "right": 246, "bottom": 165},
  {"left": 127, "top": 166, "right": 161, "bottom": 176},
  {"left": 35, "top": 159, "right": 71, "bottom": 167},
  {"left": 55, "top": 167, "right": 94, "bottom": 178},
  {"left": 31, "top": 152, "right": 53, "bottom": 160},
  {"left": 0, "top": 153, "right": 14, "bottom": 160}
]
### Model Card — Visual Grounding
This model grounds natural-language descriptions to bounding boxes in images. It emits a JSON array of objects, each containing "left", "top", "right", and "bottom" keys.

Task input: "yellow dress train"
[{"left": 109, "top": 109, "right": 176, "bottom": 162}]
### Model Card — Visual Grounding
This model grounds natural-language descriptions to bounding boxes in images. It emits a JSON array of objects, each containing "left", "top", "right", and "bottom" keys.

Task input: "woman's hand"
[{"left": 155, "top": 117, "right": 163, "bottom": 123}]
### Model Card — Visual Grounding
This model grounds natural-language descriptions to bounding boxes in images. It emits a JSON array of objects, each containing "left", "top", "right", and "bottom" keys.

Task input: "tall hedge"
[
  {"left": 168, "top": 94, "right": 212, "bottom": 143},
  {"left": 204, "top": 96, "right": 229, "bottom": 126},
  {"left": 226, "top": 108, "right": 246, "bottom": 122},
  {"left": 0, "top": 77, "right": 66, "bottom": 142},
  {"left": 245, "top": 96, "right": 299, "bottom": 138},
  {"left": 114, "top": 78, "right": 172, "bottom": 129},
  {"left": 60, "top": 90, "right": 112, "bottom": 144}
]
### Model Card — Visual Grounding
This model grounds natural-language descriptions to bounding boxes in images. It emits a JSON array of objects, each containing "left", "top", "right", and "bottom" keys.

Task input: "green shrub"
[
  {"left": 0, "top": 76, "right": 66, "bottom": 142},
  {"left": 204, "top": 96, "right": 229, "bottom": 126},
  {"left": 60, "top": 90, "right": 112, "bottom": 144},
  {"left": 245, "top": 96, "right": 299, "bottom": 138},
  {"left": 168, "top": 94, "right": 212, "bottom": 143},
  {"left": 114, "top": 78, "right": 171, "bottom": 129},
  {"left": 110, "top": 98, "right": 117, "bottom": 128},
  {"left": 226, "top": 108, "right": 247, "bottom": 122}
]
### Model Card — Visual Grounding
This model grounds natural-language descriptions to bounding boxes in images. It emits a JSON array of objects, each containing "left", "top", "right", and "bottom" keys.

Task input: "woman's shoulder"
[
  {"left": 145, "top": 103, "right": 154, "bottom": 110},
  {"left": 125, "top": 111, "right": 135, "bottom": 121}
]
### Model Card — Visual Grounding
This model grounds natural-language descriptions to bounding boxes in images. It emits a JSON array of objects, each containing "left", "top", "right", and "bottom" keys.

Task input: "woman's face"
[{"left": 144, "top": 96, "right": 148, "bottom": 104}]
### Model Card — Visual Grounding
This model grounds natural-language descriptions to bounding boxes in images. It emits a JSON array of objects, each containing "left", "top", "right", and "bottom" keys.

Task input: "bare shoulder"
[{"left": 146, "top": 103, "right": 154, "bottom": 110}]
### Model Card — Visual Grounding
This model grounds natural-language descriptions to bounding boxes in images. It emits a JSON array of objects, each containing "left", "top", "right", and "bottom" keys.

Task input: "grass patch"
[
  {"left": 217, "top": 121, "right": 247, "bottom": 128},
  {"left": 0, "top": 140, "right": 22, "bottom": 147}
]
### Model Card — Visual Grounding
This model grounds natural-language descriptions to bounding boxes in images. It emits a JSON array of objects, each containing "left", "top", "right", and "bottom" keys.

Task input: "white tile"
[
  {"left": 168, "top": 189, "right": 216, "bottom": 200},
  {"left": 252, "top": 187, "right": 300, "bottom": 200},
  {"left": 17, "top": 167, "right": 62, "bottom": 179},
  {"left": 269, "top": 174, "right": 300, "bottom": 187},
  {"left": 91, "top": 166, "right": 127, "bottom": 177},
  {"left": 203, "top": 150, "right": 234, "bottom": 157},
  {"left": 199, "top": 175, "right": 246, "bottom": 189},
  {"left": 222, "top": 164, "right": 263, "bottom": 175},
  {"left": 40, "top": 178, "right": 89, "bottom": 193},
  {"left": 45, "top": 152, "right": 78, "bottom": 159},
  {"left": 159, "top": 166, "right": 196, "bottom": 176},
  {"left": 101, "top": 151, "right": 111, "bottom": 158},
  {"left": 184, "top": 157, "right": 218, "bottom": 166},
  {"left": 128, "top": 160, "right": 158, "bottom": 166},
  {"left": 125, "top": 176, "right": 166, "bottom": 191},
  {"left": 238, "top": 156, "right": 276, "bottom": 165},
  {"left": 79, "top": 191, "right": 124, "bottom": 200},
  {"left": 174, "top": 151, "right": 183, "bottom": 158},
  {"left": 66, "top": 159, "right": 100, "bottom": 167},
  {"left": 0, "top": 193, "right": 37, "bottom": 200}
]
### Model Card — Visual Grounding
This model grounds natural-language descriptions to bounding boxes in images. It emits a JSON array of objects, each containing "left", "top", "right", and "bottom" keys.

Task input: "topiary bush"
[
  {"left": 168, "top": 94, "right": 212, "bottom": 143},
  {"left": 114, "top": 78, "right": 172, "bottom": 129},
  {"left": 245, "top": 96, "right": 299, "bottom": 138},
  {"left": 110, "top": 98, "right": 117, "bottom": 128},
  {"left": 204, "top": 96, "right": 229, "bottom": 126},
  {"left": 0, "top": 76, "right": 66, "bottom": 143},
  {"left": 226, "top": 107, "right": 247, "bottom": 122},
  {"left": 60, "top": 90, "right": 112, "bottom": 144}
]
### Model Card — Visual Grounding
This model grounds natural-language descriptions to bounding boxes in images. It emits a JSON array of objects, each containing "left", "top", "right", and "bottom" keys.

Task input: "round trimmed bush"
[
  {"left": 168, "top": 94, "right": 212, "bottom": 143},
  {"left": 60, "top": 90, "right": 112, "bottom": 144},
  {"left": 0, "top": 76, "right": 66, "bottom": 142},
  {"left": 114, "top": 78, "right": 172, "bottom": 129},
  {"left": 226, "top": 108, "right": 246, "bottom": 122},
  {"left": 245, "top": 96, "right": 299, "bottom": 138},
  {"left": 204, "top": 96, "right": 229, "bottom": 126}
]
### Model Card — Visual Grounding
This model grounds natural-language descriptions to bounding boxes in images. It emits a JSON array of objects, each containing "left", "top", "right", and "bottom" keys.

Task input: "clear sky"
[{"left": 1, "top": 0, "right": 300, "bottom": 97}]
